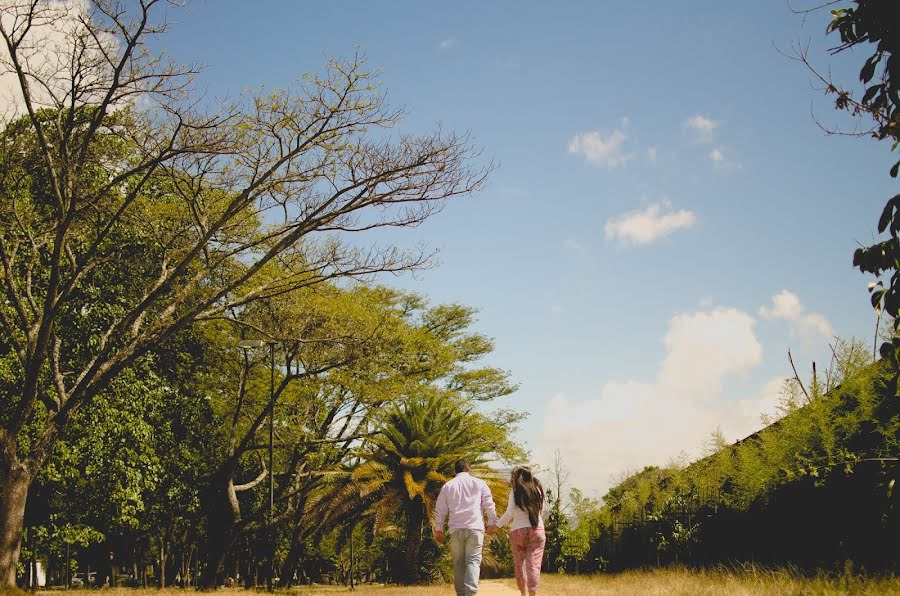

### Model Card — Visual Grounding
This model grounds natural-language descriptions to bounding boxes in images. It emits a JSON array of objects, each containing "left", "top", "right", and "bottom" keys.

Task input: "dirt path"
[{"left": 476, "top": 579, "right": 520, "bottom": 595}]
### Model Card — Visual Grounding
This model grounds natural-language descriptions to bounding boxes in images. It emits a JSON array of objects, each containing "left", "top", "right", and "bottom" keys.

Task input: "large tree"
[
  {"left": 0, "top": 0, "right": 488, "bottom": 586},
  {"left": 313, "top": 392, "right": 522, "bottom": 584},
  {"left": 274, "top": 295, "right": 519, "bottom": 587},
  {"left": 194, "top": 284, "right": 451, "bottom": 587}
]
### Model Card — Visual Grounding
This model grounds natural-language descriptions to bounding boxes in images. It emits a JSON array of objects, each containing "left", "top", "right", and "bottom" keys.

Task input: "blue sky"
[{"left": 152, "top": 1, "right": 892, "bottom": 496}]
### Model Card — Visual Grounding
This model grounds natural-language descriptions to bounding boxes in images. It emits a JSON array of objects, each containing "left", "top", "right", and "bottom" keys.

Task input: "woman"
[{"left": 495, "top": 466, "right": 546, "bottom": 596}]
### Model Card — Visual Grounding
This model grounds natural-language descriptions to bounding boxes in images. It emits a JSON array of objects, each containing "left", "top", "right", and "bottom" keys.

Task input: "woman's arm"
[{"left": 495, "top": 490, "right": 516, "bottom": 527}]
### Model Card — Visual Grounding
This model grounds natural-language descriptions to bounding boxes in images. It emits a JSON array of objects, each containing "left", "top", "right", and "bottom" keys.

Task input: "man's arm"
[
  {"left": 433, "top": 485, "right": 449, "bottom": 543},
  {"left": 481, "top": 480, "right": 498, "bottom": 532}
]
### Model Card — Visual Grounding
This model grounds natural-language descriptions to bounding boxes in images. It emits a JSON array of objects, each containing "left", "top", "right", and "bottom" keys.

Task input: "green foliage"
[
  {"left": 558, "top": 489, "right": 598, "bottom": 571},
  {"left": 1, "top": 10, "right": 488, "bottom": 584},
  {"left": 543, "top": 489, "right": 569, "bottom": 573},
  {"left": 819, "top": 2, "right": 900, "bottom": 360},
  {"left": 591, "top": 339, "right": 898, "bottom": 570},
  {"left": 311, "top": 391, "right": 522, "bottom": 584},
  {"left": 647, "top": 492, "right": 701, "bottom": 561},
  {"left": 22, "top": 345, "right": 212, "bottom": 585},
  {"left": 0, "top": 2, "right": 494, "bottom": 587}
]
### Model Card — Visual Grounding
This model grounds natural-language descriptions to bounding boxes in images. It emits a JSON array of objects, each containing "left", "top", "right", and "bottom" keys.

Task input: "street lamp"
[{"left": 237, "top": 338, "right": 277, "bottom": 592}]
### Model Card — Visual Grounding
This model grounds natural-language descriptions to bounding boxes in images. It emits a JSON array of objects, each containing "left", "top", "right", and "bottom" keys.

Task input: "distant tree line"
[{"left": 542, "top": 339, "right": 897, "bottom": 574}]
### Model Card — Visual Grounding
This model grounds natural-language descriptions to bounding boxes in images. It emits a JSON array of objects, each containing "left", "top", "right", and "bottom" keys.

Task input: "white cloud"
[
  {"left": 1, "top": 0, "right": 119, "bottom": 120},
  {"left": 537, "top": 305, "right": 775, "bottom": 495},
  {"left": 563, "top": 236, "right": 587, "bottom": 254},
  {"left": 647, "top": 146, "right": 658, "bottom": 163},
  {"left": 658, "top": 307, "right": 762, "bottom": 397},
  {"left": 567, "top": 120, "right": 634, "bottom": 169},
  {"left": 759, "top": 290, "right": 803, "bottom": 320},
  {"left": 759, "top": 290, "right": 835, "bottom": 345},
  {"left": 683, "top": 115, "right": 718, "bottom": 143},
  {"left": 604, "top": 201, "right": 696, "bottom": 246},
  {"left": 709, "top": 147, "right": 742, "bottom": 170},
  {"left": 438, "top": 37, "right": 457, "bottom": 50}
]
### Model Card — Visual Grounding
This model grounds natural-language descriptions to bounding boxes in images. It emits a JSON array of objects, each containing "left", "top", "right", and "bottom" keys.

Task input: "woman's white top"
[{"left": 496, "top": 489, "right": 545, "bottom": 531}]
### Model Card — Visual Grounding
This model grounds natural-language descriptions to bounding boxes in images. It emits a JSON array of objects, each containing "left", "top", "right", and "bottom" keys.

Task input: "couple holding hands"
[{"left": 433, "top": 460, "right": 546, "bottom": 596}]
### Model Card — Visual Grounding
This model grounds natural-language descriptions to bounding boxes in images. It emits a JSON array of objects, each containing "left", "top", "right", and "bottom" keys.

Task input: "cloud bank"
[{"left": 537, "top": 305, "right": 785, "bottom": 497}]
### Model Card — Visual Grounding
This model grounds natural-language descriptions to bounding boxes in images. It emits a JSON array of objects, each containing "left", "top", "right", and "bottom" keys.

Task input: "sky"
[{"left": 3, "top": 1, "right": 893, "bottom": 498}]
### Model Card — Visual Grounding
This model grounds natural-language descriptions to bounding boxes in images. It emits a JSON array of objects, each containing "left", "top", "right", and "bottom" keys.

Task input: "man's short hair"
[{"left": 455, "top": 459, "right": 470, "bottom": 474}]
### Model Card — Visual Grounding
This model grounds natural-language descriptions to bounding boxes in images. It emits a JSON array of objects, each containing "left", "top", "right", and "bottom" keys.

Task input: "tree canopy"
[{"left": 0, "top": 0, "right": 492, "bottom": 587}]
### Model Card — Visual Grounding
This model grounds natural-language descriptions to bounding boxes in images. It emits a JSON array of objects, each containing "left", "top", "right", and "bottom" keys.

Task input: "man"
[{"left": 433, "top": 459, "right": 498, "bottom": 596}]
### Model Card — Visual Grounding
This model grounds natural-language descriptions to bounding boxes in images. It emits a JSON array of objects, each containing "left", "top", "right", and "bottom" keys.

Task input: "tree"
[
  {"left": 194, "top": 284, "right": 459, "bottom": 587},
  {"left": 558, "top": 488, "right": 599, "bottom": 573},
  {"left": 543, "top": 489, "right": 568, "bottom": 573},
  {"left": 788, "top": 1, "right": 900, "bottom": 360},
  {"left": 0, "top": 0, "right": 488, "bottom": 586},
  {"left": 24, "top": 331, "right": 215, "bottom": 588},
  {"left": 314, "top": 392, "right": 522, "bottom": 584},
  {"left": 543, "top": 448, "right": 570, "bottom": 573},
  {"left": 834, "top": 2, "right": 900, "bottom": 360},
  {"left": 276, "top": 293, "right": 511, "bottom": 587}
]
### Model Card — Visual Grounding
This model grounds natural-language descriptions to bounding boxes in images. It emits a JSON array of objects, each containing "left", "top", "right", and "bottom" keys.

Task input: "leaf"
[
  {"left": 884, "top": 289, "right": 900, "bottom": 317},
  {"left": 863, "top": 84, "right": 881, "bottom": 105},
  {"left": 871, "top": 289, "right": 885, "bottom": 309},
  {"left": 891, "top": 160, "right": 899, "bottom": 178},
  {"left": 861, "top": 54, "right": 879, "bottom": 84},
  {"left": 878, "top": 200, "right": 895, "bottom": 233},
  {"left": 403, "top": 471, "right": 424, "bottom": 499}
]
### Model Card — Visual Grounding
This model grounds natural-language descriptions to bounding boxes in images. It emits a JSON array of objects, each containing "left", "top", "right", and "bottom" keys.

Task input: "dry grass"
[
  {"left": 42, "top": 568, "right": 900, "bottom": 596},
  {"left": 523, "top": 568, "right": 900, "bottom": 595}
]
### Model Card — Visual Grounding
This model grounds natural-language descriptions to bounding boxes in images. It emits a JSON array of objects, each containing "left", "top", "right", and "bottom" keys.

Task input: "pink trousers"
[{"left": 510, "top": 527, "right": 545, "bottom": 593}]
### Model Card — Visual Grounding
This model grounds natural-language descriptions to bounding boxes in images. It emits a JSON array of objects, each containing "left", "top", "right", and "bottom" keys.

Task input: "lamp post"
[{"left": 237, "top": 339, "right": 276, "bottom": 592}]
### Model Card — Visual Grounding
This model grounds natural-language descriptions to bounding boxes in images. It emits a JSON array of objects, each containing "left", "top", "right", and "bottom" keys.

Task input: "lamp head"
[{"left": 237, "top": 339, "right": 267, "bottom": 349}]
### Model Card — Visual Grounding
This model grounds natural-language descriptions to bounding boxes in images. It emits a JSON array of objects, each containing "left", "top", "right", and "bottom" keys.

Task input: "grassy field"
[{"left": 47, "top": 568, "right": 900, "bottom": 596}]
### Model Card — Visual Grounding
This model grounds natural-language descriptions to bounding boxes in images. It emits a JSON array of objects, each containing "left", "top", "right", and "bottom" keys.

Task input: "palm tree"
[{"left": 312, "top": 391, "right": 511, "bottom": 584}]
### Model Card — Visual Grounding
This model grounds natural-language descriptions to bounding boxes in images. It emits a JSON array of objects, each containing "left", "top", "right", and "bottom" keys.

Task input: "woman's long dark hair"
[{"left": 512, "top": 466, "right": 544, "bottom": 528}]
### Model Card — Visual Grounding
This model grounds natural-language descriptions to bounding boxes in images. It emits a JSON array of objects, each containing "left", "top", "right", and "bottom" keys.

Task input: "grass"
[
  {"left": 516, "top": 568, "right": 900, "bottom": 595},
  {"left": 44, "top": 567, "right": 900, "bottom": 596}
]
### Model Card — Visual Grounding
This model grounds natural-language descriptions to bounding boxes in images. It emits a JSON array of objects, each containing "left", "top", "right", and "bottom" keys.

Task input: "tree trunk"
[
  {"left": 402, "top": 501, "right": 425, "bottom": 584},
  {"left": 198, "top": 475, "right": 240, "bottom": 589},
  {"left": 158, "top": 533, "right": 167, "bottom": 589},
  {"left": 0, "top": 461, "right": 31, "bottom": 589},
  {"left": 243, "top": 559, "right": 254, "bottom": 589},
  {"left": 30, "top": 554, "right": 37, "bottom": 591},
  {"left": 278, "top": 522, "right": 306, "bottom": 588}
]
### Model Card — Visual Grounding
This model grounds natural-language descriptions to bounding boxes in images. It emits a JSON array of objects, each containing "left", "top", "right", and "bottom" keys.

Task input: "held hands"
[{"left": 434, "top": 526, "right": 498, "bottom": 543}]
